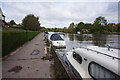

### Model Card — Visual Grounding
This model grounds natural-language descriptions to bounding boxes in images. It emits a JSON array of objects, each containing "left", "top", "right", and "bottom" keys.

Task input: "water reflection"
[
  {"left": 92, "top": 34, "right": 107, "bottom": 47},
  {"left": 75, "top": 34, "right": 84, "bottom": 41},
  {"left": 68, "top": 34, "right": 74, "bottom": 41},
  {"left": 48, "top": 32, "right": 119, "bottom": 51}
]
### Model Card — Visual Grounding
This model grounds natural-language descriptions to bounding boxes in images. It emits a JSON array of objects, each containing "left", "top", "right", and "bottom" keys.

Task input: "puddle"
[
  {"left": 17, "top": 59, "right": 27, "bottom": 60},
  {"left": 8, "top": 66, "right": 22, "bottom": 73},
  {"left": 16, "top": 58, "right": 39, "bottom": 61},
  {"left": 31, "top": 50, "right": 39, "bottom": 55},
  {"left": 30, "top": 58, "right": 39, "bottom": 60}
]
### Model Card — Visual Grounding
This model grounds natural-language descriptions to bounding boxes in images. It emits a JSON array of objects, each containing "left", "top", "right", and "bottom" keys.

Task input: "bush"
[{"left": 2, "top": 31, "right": 40, "bottom": 57}]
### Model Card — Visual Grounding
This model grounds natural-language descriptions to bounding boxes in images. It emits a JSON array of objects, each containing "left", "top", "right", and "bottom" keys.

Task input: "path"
[{"left": 2, "top": 33, "right": 52, "bottom": 78}]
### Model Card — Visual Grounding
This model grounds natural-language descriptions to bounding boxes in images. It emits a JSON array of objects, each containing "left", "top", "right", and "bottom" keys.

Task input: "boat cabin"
[{"left": 66, "top": 46, "right": 120, "bottom": 79}]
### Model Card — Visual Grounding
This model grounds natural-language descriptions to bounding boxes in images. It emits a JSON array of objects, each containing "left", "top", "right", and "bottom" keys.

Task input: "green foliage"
[
  {"left": 8, "top": 20, "right": 16, "bottom": 25},
  {"left": 106, "top": 23, "right": 115, "bottom": 32},
  {"left": 94, "top": 16, "right": 107, "bottom": 26},
  {"left": 22, "top": 14, "right": 41, "bottom": 31},
  {"left": 68, "top": 22, "right": 75, "bottom": 33},
  {"left": 84, "top": 23, "right": 92, "bottom": 29},
  {"left": 47, "top": 16, "right": 119, "bottom": 34},
  {"left": 47, "top": 28, "right": 64, "bottom": 32},
  {"left": 2, "top": 31, "right": 40, "bottom": 57},
  {"left": 41, "top": 27, "right": 48, "bottom": 31},
  {"left": 77, "top": 22, "right": 84, "bottom": 31},
  {"left": 115, "top": 23, "right": 120, "bottom": 32},
  {"left": 11, "top": 26, "right": 25, "bottom": 29},
  {"left": 91, "top": 16, "right": 108, "bottom": 33},
  {"left": 63, "top": 27, "right": 68, "bottom": 33}
]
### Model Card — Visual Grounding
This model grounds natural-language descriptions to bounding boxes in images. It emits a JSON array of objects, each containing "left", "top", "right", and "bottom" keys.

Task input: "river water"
[{"left": 48, "top": 32, "right": 120, "bottom": 57}]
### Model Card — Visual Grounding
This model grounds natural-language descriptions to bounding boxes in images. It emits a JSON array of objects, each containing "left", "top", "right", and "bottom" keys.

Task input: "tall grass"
[{"left": 2, "top": 31, "right": 40, "bottom": 57}]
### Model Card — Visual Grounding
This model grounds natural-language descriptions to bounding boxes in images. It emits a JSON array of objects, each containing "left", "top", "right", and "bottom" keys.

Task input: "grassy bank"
[{"left": 2, "top": 31, "right": 40, "bottom": 57}]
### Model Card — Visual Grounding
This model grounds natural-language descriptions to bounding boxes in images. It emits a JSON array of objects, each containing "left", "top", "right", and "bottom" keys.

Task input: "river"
[{"left": 48, "top": 32, "right": 120, "bottom": 58}]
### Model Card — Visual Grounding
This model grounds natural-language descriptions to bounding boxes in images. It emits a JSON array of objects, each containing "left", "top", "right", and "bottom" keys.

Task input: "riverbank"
[
  {"left": 2, "top": 33, "right": 52, "bottom": 78},
  {"left": 2, "top": 32, "right": 71, "bottom": 79}
]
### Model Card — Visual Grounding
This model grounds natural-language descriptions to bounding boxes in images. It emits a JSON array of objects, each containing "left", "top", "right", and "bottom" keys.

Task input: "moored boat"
[
  {"left": 50, "top": 34, "right": 66, "bottom": 48},
  {"left": 65, "top": 46, "right": 120, "bottom": 79}
]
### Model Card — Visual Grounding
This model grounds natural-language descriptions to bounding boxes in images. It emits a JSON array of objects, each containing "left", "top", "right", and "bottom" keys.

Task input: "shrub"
[{"left": 2, "top": 31, "right": 40, "bottom": 57}]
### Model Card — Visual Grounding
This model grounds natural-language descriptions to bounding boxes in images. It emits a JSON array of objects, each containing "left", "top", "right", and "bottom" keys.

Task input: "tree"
[
  {"left": 68, "top": 22, "right": 75, "bottom": 33},
  {"left": 84, "top": 23, "right": 92, "bottom": 29},
  {"left": 10, "top": 20, "right": 16, "bottom": 25},
  {"left": 22, "top": 14, "right": 41, "bottom": 30},
  {"left": 116, "top": 23, "right": 120, "bottom": 32},
  {"left": 63, "top": 27, "right": 67, "bottom": 33},
  {"left": 106, "top": 23, "right": 115, "bottom": 32},
  {"left": 94, "top": 16, "right": 107, "bottom": 26},
  {"left": 75, "top": 22, "right": 85, "bottom": 33},
  {"left": 8, "top": 20, "right": 16, "bottom": 27},
  {"left": 93, "top": 16, "right": 108, "bottom": 33}
]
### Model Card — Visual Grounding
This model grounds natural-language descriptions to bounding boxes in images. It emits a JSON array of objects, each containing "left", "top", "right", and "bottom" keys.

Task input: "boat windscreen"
[{"left": 50, "top": 34, "right": 64, "bottom": 41}]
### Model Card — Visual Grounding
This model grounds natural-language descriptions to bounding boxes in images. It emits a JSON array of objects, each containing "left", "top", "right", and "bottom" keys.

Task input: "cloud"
[
  {"left": 1, "top": 2, "right": 118, "bottom": 28},
  {"left": 1, "top": 0, "right": 120, "bottom": 2}
]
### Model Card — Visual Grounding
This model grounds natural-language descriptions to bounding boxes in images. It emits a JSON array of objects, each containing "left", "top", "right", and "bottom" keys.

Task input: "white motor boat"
[
  {"left": 65, "top": 46, "right": 120, "bottom": 79},
  {"left": 77, "top": 31, "right": 81, "bottom": 34},
  {"left": 50, "top": 34, "right": 66, "bottom": 48}
]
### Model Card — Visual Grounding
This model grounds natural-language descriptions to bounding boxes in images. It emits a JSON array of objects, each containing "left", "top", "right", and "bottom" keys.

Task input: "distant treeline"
[
  {"left": 47, "top": 16, "right": 120, "bottom": 34},
  {"left": 5, "top": 14, "right": 41, "bottom": 31}
]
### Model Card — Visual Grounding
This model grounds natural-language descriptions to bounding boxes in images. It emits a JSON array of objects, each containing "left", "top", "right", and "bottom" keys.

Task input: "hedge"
[{"left": 2, "top": 31, "right": 40, "bottom": 57}]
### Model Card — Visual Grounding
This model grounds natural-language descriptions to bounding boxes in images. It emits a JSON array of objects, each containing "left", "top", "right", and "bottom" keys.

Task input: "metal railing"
[{"left": 79, "top": 46, "right": 120, "bottom": 60}]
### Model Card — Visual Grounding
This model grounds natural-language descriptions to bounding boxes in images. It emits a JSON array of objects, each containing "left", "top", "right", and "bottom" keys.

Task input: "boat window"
[
  {"left": 73, "top": 52, "right": 77, "bottom": 59},
  {"left": 73, "top": 52, "right": 82, "bottom": 64},
  {"left": 88, "top": 62, "right": 120, "bottom": 79}
]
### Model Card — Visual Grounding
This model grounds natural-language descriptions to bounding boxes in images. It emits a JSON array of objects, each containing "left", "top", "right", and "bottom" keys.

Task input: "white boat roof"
[
  {"left": 74, "top": 46, "right": 120, "bottom": 75},
  {"left": 79, "top": 46, "right": 119, "bottom": 59}
]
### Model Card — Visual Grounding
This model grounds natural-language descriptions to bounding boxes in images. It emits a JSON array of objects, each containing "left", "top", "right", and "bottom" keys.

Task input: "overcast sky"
[{"left": 1, "top": 0, "right": 119, "bottom": 28}]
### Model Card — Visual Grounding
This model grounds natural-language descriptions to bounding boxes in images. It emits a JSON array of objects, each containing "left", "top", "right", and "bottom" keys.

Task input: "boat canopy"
[
  {"left": 44, "top": 31, "right": 49, "bottom": 34},
  {"left": 50, "top": 34, "right": 64, "bottom": 41}
]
